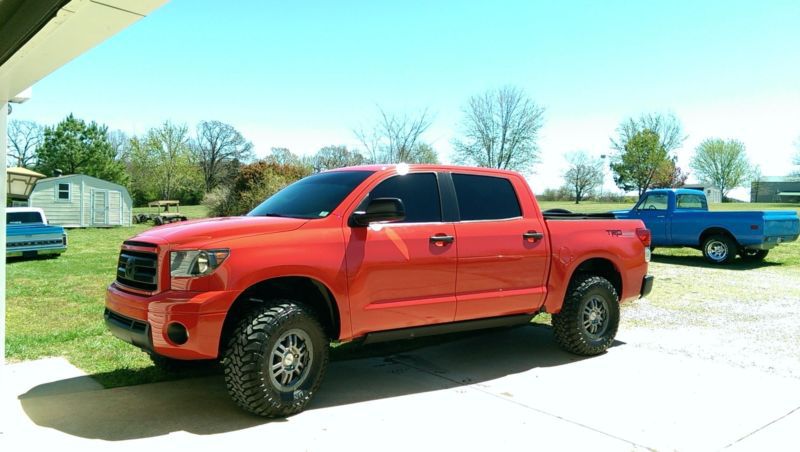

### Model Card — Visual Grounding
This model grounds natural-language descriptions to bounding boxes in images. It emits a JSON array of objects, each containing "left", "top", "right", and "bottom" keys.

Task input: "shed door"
[{"left": 92, "top": 190, "right": 109, "bottom": 226}]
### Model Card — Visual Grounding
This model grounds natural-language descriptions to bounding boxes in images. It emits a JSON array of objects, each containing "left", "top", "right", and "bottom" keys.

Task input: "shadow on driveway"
[
  {"left": 651, "top": 253, "right": 781, "bottom": 270},
  {"left": 18, "top": 324, "right": 618, "bottom": 441}
]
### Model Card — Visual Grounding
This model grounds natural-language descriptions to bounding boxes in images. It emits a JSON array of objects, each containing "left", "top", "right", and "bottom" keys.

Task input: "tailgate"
[{"left": 762, "top": 211, "right": 800, "bottom": 241}]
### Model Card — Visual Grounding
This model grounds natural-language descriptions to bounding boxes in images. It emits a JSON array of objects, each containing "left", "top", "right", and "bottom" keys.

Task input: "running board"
[{"left": 362, "top": 314, "right": 535, "bottom": 345}]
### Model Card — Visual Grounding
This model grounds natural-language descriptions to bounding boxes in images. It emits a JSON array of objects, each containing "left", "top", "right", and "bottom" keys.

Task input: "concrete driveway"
[{"left": 3, "top": 325, "right": 799, "bottom": 451}]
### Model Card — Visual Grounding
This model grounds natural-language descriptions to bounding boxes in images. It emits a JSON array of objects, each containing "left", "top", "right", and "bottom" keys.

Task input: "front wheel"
[
  {"left": 702, "top": 234, "right": 736, "bottom": 264},
  {"left": 740, "top": 249, "right": 769, "bottom": 261},
  {"left": 552, "top": 275, "right": 620, "bottom": 356},
  {"left": 223, "top": 300, "right": 329, "bottom": 417}
]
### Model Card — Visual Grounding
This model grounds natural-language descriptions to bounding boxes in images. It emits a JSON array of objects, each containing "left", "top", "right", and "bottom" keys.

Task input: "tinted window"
[
  {"left": 7, "top": 211, "right": 44, "bottom": 224},
  {"left": 452, "top": 174, "right": 522, "bottom": 221},
  {"left": 638, "top": 193, "right": 668, "bottom": 210},
  {"left": 676, "top": 194, "right": 707, "bottom": 210},
  {"left": 249, "top": 171, "right": 373, "bottom": 219},
  {"left": 368, "top": 173, "right": 441, "bottom": 223}
]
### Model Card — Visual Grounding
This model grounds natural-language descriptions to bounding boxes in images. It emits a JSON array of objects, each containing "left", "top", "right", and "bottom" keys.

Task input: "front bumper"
[
  {"left": 7, "top": 246, "right": 66, "bottom": 258},
  {"left": 105, "top": 283, "right": 239, "bottom": 359},
  {"left": 640, "top": 275, "right": 654, "bottom": 298}
]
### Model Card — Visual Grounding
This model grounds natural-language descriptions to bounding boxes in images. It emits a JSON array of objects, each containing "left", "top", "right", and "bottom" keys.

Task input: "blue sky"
[{"left": 11, "top": 0, "right": 800, "bottom": 195}]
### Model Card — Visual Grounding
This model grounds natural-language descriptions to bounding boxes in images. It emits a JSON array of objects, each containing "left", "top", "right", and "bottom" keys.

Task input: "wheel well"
[
  {"left": 569, "top": 258, "right": 622, "bottom": 297},
  {"left": 699, "top": 227, "right": 737, "bottom": 247},
  {"left": 218, "top": 276, "right": 339, "bottom": 356}
]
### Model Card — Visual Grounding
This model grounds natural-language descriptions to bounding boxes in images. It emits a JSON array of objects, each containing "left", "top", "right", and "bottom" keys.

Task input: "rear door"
[
  {"left": 345, "top": 172, "right": 457, "bottom": 337},
  {"left": 449, "top": 173, "right": 549, "bottom": 321}
]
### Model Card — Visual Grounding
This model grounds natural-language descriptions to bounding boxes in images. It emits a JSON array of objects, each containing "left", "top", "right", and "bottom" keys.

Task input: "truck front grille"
[
  {"left": 7, "top": 239, "right": 65, "bottom": 248},
  {"left": 116, "top": 250, "right": 158, "bottom": 291}
]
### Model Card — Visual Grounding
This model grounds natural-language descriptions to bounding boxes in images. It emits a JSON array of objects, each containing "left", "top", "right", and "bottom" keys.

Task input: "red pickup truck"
[{"left": 105, "top": 164, "right": 653, "bottom": 417}]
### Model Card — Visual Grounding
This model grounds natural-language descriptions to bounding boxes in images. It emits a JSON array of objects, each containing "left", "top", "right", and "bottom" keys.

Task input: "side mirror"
[{"left": 350, "top": 198, "right": 406, "bottom": 227}]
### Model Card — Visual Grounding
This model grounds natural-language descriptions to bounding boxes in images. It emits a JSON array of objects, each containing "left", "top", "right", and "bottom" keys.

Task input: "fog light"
[{"left": 166, "top": 322, "right": 189, "bottom": 345}]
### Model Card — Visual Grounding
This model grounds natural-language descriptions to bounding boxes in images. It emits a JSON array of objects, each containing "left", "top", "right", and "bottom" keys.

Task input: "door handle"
[
  {"left": 523, "top": 231, "right": 544, "bottom": 242},
  {"left": 429, "top": 234, "right": 455, "bottom": 245}
]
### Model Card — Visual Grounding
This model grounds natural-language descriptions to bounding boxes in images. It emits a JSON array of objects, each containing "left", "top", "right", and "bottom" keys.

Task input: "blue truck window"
[
  {"left": 639, "top": 193, "right": 668, "bottom": 210},
  {"left": 676, "top": 194, "right": 707, "bottom": 210}
]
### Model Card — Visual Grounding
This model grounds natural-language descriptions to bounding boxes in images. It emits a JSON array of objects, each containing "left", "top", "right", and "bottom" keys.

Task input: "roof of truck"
[{"left": 327, "top": 163, "right": 522, "bottom": 177}]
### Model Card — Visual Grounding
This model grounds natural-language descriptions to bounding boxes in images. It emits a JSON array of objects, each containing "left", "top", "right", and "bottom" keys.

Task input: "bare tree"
[
  {"left": 312, "top": 145, "right": 365, "bottom": 171},
  {"left": 355, "top": 107, "right": 436, "bottom": 163},
  {"left": 7, "top": 119, "right": 43, "bottom": 168},
  {"left": 690, "top": 138, "right": 751, "bottom": 199},
  {"left": 611, "top": 112, "right": 686, "bottom": 154},
  {"left": 563, "top": 151, "right": 604, "bottom": 204},
  {"left": 107, "top": 130, "right": 130, "bottom": 161},
  {"left": 195, "top": 120, "right": 254, "bottom": 192},
  {"left": 793, "top": 137, "right": 800, "bottom": 176},
  {"left": 452, "top": 85, "right": 545, "bottom": 171}
]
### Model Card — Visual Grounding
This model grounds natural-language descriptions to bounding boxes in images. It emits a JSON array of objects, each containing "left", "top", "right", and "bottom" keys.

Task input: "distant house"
[
  {"left": 681, "top": 184, "right": 722, "bottom": 204},
  {"left": 751, "top": 176, "right": 800, "bottom": 203},
  {"left": 29, "top": 174, "right": 133, "bottom": 227}
]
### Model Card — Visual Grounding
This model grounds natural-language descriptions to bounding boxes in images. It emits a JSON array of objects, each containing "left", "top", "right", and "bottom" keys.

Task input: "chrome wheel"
[
  {"left": 705, "top": 240, "right": 728, "bottom": 262},
  {"left": 582, "top": 296, "right": 610, "bottom": 339},
  {"left": 269, "top": 329, "right": 313, "bottom": 391}
]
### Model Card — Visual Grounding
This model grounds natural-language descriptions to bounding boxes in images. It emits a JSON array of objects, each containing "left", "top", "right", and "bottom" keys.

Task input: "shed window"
[{"left": 57, "top": 183, "right": 70, "bottom": 201}]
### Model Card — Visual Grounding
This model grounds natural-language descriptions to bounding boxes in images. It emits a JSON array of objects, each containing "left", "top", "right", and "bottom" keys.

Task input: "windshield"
[{"left": 248, "top": 170, "right": 374, "bottom": 219}]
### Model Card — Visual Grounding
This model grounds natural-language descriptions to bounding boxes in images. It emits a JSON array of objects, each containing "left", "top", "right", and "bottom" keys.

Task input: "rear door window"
[{"left": 452, "top": 173, "right": 522, "bottom": 221}]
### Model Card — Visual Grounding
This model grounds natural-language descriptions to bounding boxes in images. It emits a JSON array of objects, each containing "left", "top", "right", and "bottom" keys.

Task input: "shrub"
[{"left": 204, "top": 160, "right": 312, "bottom": 217}]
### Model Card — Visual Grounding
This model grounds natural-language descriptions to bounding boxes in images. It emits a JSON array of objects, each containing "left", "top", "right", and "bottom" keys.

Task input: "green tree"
[
  {"left": 453, "top": 85, "right": 544, "bottom": 171},
  {"left": 690, "top": 138, "right": 751, "bottom": 199},
  {"left": 125, "top": 122, "right": 202, "bottom": 205},
  {"left": 563, "top": 151, "right": 604, "bottom": 204},
  {"left": 610, "top": 129, "right": 668, "bottom": 197},
  {"left": 35, "top": 114, "right": 127, "bottom": 184},
  {"left": 652, "top": 157, "right": 689, "bottom": 188},
  {"left": 611, "top": 112, "right": 686, "bottom": 155}
]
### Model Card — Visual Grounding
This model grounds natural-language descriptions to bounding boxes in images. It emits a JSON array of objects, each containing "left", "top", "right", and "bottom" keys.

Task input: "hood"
[{"left": 133, "top": 216, "right": 308, "bottom": 247}]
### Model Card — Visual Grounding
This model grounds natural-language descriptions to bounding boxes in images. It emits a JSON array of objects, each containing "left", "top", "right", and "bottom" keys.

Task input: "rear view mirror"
[{"left": 350, "top": 198, "right": 406, "bottom": 227}]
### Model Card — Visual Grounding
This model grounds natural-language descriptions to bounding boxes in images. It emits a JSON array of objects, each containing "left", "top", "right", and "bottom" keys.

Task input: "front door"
[
  {"left": 92, "top": 190, "right": 108, "bottom": 226},
  {"left": 345, "top": 172, "right": 457, "bottom": 337},
  {"left": 634, "top": 192, "right": 669, "bottom": 245}
]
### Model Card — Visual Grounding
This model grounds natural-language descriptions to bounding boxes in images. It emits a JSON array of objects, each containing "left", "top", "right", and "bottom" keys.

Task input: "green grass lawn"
[{"left": 5, "top": 201, "right": 800, "bottom": 388}]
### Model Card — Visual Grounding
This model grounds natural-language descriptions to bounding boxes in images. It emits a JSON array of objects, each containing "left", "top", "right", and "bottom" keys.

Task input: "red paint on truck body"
[{"left": 106, "top": 164, "right": 650, "bottom": 360}]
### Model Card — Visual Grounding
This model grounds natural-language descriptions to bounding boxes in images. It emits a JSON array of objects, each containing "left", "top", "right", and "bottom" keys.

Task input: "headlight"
[{"left": 170, "top": 249, "right": 229, "bottom": 277}]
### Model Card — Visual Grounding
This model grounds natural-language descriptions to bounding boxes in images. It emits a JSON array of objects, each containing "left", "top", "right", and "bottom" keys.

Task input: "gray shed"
[{"left": 29, "top": 174, "right": 133, "bottom": 227}]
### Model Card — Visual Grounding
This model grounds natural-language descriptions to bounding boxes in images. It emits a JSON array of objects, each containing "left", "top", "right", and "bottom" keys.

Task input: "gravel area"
[{"left": 619, "top": 255, "right": 800, "bottom": 380}]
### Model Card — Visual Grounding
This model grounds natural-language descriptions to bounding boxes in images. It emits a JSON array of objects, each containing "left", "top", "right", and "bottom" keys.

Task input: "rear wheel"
[
  {"left": 223, "top": 300, "right": 329, "bottom": 417},
  {"left": 552, "top": 275, "right": 620, "bottom": 356},
  {"left": 702, "top": 234, "right": 736, "bottom": 264},
  {"left": 740, "top": 249, "right": 769, "bottom": 261}
]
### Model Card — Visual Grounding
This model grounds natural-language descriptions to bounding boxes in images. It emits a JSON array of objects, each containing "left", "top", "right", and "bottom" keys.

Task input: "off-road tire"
[
  {"left": 552, "top": 275, "right": 620, "bottom": 356},
  {"left": 702, "top": 234, "right": 737, "bottom": 264},
  {"left": 223, "top": 300, "right": 329, "bottom": 417},
  {"left": 740, "top": 249, "right": 769, "bottom": 261}
]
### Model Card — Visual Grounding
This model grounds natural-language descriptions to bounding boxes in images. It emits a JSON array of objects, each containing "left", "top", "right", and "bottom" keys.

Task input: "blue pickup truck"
[
  {"left": 614, "top": 189, "right": 800, "bottom": 264},
  {"left": 6, "top": 207, "right": 67, "bottom": 258}
]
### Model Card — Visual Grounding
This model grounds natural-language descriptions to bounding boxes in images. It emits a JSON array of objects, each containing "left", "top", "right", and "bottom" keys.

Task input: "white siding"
[{"left": 29, "top": 175, "right": 134, "bottom": 228}]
